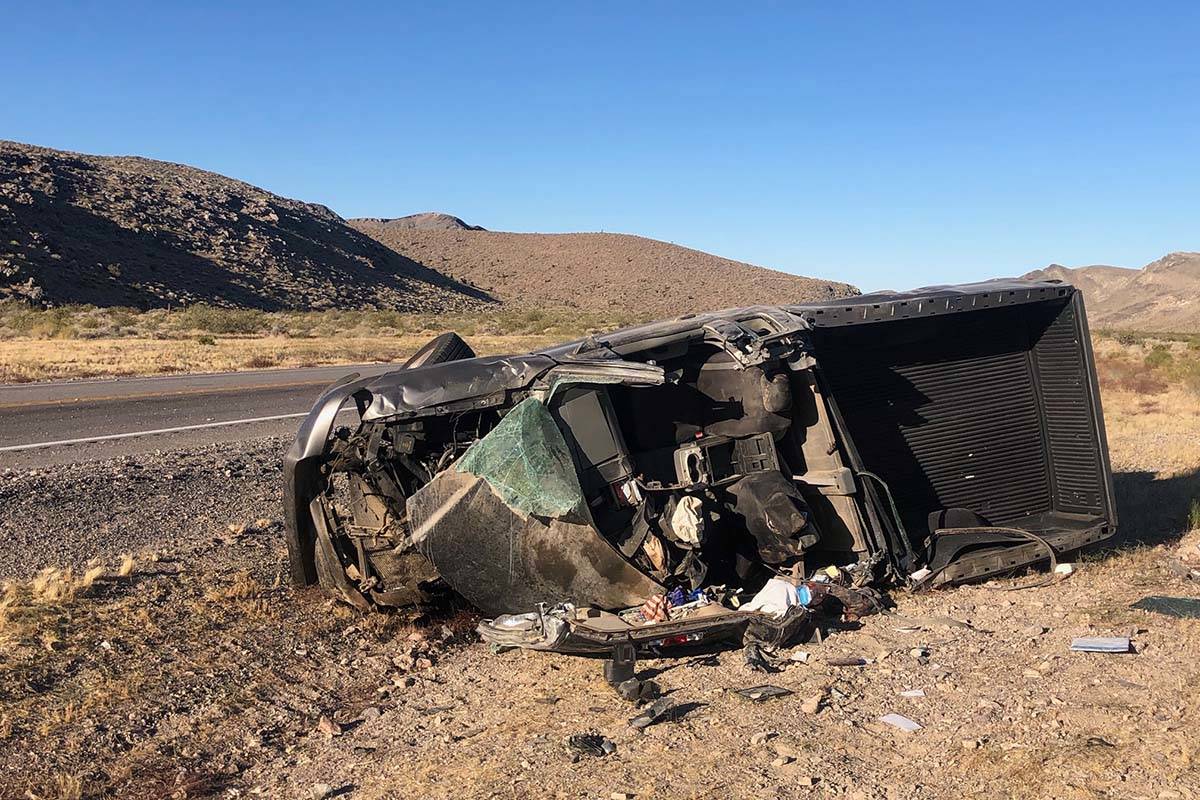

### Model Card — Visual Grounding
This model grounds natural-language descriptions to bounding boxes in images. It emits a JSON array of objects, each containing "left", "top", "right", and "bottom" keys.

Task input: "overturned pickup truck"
[{"left": 284, "top": 280, "right": 1116, "bottom": 653}]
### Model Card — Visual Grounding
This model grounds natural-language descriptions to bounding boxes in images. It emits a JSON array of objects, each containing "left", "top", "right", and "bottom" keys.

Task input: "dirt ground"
[{"left": 2, "top": 354, "right": 1199, "bottom": 799}]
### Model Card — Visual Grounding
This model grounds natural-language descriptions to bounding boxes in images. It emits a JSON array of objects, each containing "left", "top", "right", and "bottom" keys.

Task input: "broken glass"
[{"left": 456, "top": 397, "right": 586, "bottom": 518}]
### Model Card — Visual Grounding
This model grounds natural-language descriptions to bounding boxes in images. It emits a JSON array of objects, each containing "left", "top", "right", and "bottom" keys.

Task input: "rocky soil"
[
  {"left": 351, "top": 220, "right": 858, "bottom": 317},
  {"left": 3, "top": 504, "right": 1197, "bottom": 799},
  {"left": 0, "top": 141, "right": 492, "bottom": 312},
  {"left": 0, "top": 436, "right": 288, "bottom": 579}
]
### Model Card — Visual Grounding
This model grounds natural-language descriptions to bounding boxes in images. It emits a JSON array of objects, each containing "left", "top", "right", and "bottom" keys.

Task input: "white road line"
[{"left": 0, "top": 412, "right": 311, "bottom": 452}]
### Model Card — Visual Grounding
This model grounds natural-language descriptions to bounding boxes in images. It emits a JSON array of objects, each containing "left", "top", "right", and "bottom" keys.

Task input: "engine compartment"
[{"left": 315, "top": 325, "right": 860, "bottom": 614}]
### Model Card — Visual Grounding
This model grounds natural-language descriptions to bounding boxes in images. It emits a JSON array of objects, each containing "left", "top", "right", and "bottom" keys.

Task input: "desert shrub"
[
  {"left": 1180, "top": 361, "right": 1200, "bottom": 397},
  {"left": 1144, "top": 344, "right": 1174, "bottom": 370},
  {"left": 0, "top": 300, "right": 641, "bottom": 343},
  {"left": 243, "top": 354, "right": 277, "bottom": 368},
  {"left": 171, "top": 304, "right": 268, "bottom": 335},
  {"left": 1095, "top": 354, "right": 1168, "bottom": 395},
  {"left": 105, "top": 307, "right": 136, "bottom": 332},
  {"left": 1114, "top": 331, "right": 1139, "bottom": 346},
  {"left": 196, "top": 334, "right": 216, "bottom": 346},
  {"left": 1190, "top": 498, "right": 1200, "bottom": 532}
]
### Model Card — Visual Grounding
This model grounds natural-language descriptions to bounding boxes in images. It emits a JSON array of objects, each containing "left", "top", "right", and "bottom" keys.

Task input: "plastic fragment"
[
  {"left": 1070, "top": 636, "right": 1131, "bottom": 653},
  {"left": 880, "top": 713, "right": 922, "bottom": 733}
]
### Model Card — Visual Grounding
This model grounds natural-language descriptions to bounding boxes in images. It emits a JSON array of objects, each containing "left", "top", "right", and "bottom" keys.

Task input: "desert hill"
[
  {"left": 0, "top": 140, "right": 856, "bottom": 317},
  {"left": 350, "top": 219, "right": 858, "bottom": 316},
  {"left": 356, "top": 212, "right": 485, "bottom": 231},
  {"left": 1023, "top": 252, "right": 1200, "bottom": 331},
  {"left": 0, "top": 141, "right": 492, "bottom": 311}
]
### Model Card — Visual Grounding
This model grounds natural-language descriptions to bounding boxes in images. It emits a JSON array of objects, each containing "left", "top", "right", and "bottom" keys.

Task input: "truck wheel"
[{"left": 403, "top": 332, "right": 475, "bottom": 369}]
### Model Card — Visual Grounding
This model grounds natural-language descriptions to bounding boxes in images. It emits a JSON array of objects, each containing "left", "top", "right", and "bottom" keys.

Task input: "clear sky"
[{"left": 5, "top": 2, "right": 1199, "bottom": 290}]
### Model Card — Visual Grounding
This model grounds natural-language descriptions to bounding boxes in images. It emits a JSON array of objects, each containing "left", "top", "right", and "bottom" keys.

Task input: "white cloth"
[{"left": 741, "top": 577, "right": 805, "bottom": 618}]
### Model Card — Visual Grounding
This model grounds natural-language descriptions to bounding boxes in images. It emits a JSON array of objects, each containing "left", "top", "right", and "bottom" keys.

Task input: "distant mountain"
[
  {"left": 350, "top": 219, "right": 859, "bottom": 317},
  {"left": 355, "top": 212, "right": 486, "bottom": 232},
  {"left": 0, "top": 141, "right": 492, "bottom": 311},
  {"left": 1023, "top": 252, "right": 1200, "bottom": 332}
]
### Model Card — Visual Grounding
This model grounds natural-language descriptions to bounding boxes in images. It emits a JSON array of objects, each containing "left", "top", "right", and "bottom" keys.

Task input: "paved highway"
[{"left": 0, "top": 363, "right": 397, "bottom": 469}]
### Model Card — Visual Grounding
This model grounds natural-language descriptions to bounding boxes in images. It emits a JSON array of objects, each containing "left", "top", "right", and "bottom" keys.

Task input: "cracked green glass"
[{"left": 456, "top": 397, "right": 585, "bottom": 518}]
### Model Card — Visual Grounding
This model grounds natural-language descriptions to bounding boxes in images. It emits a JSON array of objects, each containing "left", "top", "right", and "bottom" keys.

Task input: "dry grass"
[
  {"left": 0, "top": 333, "right": 563, "bottom": 382},
  {"left": 0, "top": 543, "right": 454, "bottom": 799},
  {"left": 0, "top": 300, "right": 643, "bottom": 341},
  {"left": 1091, "top": 332, "right": 1200, "bottom": 554},
  {"left": 0, "top": 298, "right": 648, "bottom": 381}
]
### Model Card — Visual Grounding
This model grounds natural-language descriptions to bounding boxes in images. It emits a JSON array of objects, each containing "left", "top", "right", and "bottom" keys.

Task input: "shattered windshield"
[{"left": 455, "top": 397, "right": 586, "bottom": 518}]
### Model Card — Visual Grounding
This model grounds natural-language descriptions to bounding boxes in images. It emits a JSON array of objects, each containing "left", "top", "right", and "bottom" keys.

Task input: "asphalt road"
[{"left": 0, "top": 363, "right": 397, "bottom": 470}]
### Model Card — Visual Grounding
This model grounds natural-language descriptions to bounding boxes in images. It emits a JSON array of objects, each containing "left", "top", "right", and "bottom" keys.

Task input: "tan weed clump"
[
  {"left": 204, "top": 571, "right": 276, "bottom": 616},
  {"left": 30, "top": 568, "right": 78, "bottom": 605},
  {"left": 79, "top": 564, "right": 105, "bottom": 590}
]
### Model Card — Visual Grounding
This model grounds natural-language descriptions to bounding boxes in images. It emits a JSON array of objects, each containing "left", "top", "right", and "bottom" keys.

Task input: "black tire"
[{"left": 403, "top": 331, "right": 475, "bottom": 369}]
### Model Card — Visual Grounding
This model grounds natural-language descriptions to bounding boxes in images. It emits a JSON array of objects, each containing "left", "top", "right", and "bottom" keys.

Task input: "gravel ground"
[
  {"left": 0, "top": 435, "right": 288, "bottom": 579},
  {"left": 236, "top": 541, "right": 1200, "bottom": 800}
]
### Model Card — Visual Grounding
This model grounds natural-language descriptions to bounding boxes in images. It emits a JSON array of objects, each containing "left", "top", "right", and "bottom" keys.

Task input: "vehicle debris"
[
  {"left": 567, "top": 732, "right": 617, "bottom": 758},
  {"left": 879, "top": 713, "right": 923, "bottom": 733},
  {"left": 1131, "top": 595, "right": 1200, "bottom": 619},
  {"left": 615, "top": 678, "right": 661, "bottom": 704},
  {"left": 284, "top": 282, "right": 1117, "bottom": 666},
  {"left": 1070, "top": 636, "right": 1132, "bottom": 653},
  {"left": 742, "top": 642, "right": 780, "bottom": 673},
  {"left": 734, "top": 685, "right": 793, "bottom": 702},
  {"left": 826, "top": 656, "right": 867, "bottom": 667},
  {"left": 628, "top": 697, "right": 675, "bottom": 730},
  {"left": 604, "top": 641, "right": 637, "bottom": 685}
]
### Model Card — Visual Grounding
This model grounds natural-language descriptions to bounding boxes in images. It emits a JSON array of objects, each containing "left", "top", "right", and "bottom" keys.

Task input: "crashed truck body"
[{"left": 284, "top": 280, "right": 1116, "bottom": 653}]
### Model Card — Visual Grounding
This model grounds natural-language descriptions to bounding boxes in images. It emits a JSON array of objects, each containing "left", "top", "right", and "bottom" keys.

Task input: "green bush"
[
  {"left": 171, "top": 304, "right": 268, "bottom": 335},
  {"left": 0, "top": 300, "right": 649, "bottom": 343},
  {"left": 1144, "top": 345, "right": 1174, "bottom": 370}
]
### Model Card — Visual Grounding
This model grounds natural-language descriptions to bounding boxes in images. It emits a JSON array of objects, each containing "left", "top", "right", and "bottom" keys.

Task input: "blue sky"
[{"left": 5, "top": 2, "right": 1199, "bottom": 290}]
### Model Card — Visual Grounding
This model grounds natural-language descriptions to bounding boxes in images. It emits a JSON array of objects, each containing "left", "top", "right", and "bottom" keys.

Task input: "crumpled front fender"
[{"left": 283, "top": 372, "right": 373, "bottom": 586}]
